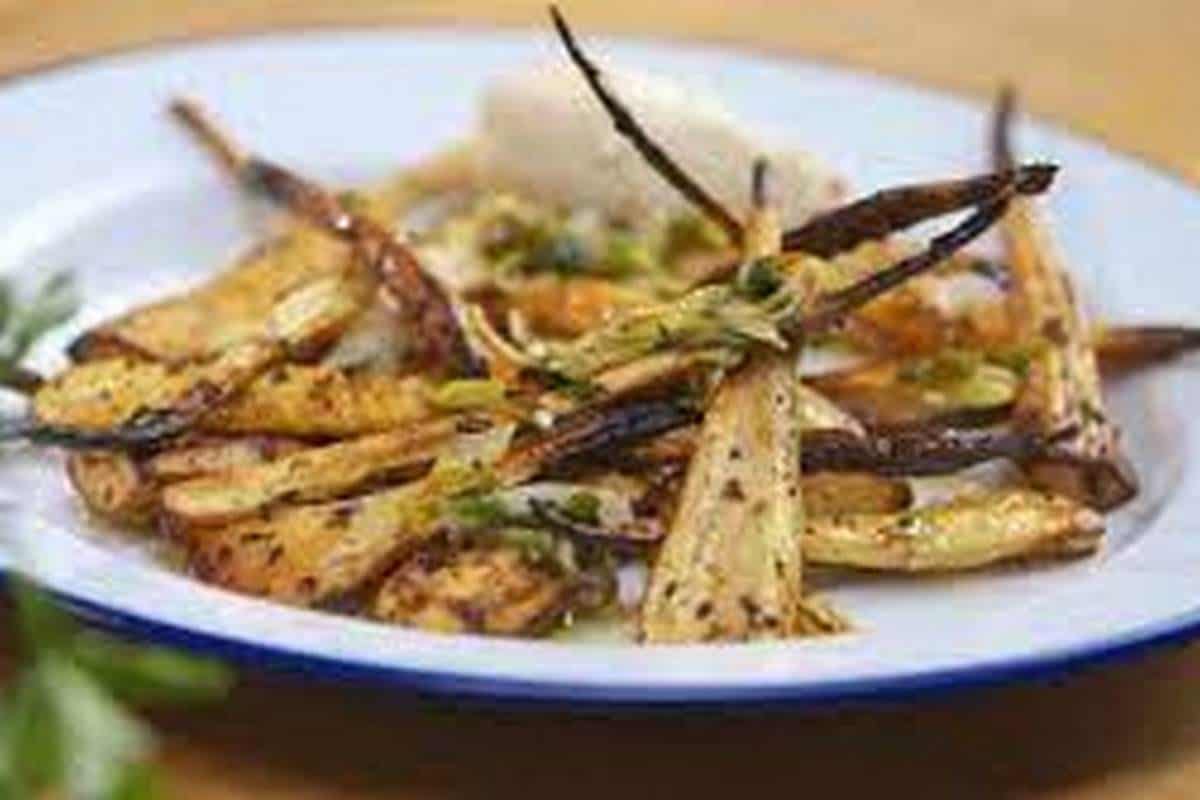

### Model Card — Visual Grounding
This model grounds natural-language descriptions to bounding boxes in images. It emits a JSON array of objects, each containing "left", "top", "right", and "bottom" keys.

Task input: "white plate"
[{"left": 2, "top": 28, "right": 1199, "bottom": 707}]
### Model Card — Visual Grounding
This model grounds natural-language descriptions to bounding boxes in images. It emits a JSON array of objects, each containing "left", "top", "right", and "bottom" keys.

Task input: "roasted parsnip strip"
[
  {"left": 69, "top": 229, "right": 353, "bottom": 363},
  {"left": 625, "top": 421, "right": 1057, "bottom": 479},
  {"left": 802, "top": 472, "right": 912, "bottom": 516},
  {"left": 795, "top": 188, "right": 1040, "bottom": 335},
  {"left": 807, "top": 352, "right": 1020, "bottom": 429},
  {"left": 549, "top": 6, "right": 743, "bottom": 246},
  {"left": 185, "top": 397, "right": 690, "bottom": 605},
  {"left": 1095, "top": 325, "right": 1200, "bottom": 376},
  {"left": 186, "top": 442, "right": 503, "bottom": 605},
  {"left": 641, "top": 179, "right": 800, "bottom": 642},
  {"left": 498, "top": 397, "right": 701, "bottom": 483},
  {"left": 641, "top": 354, "right": 804, "bottom": 642},
  {"left": 993, "top": 91, "right": 1137, "bottom": 510},
  {"left": 23, "top": 277, "right": 362, "bottom": 449},
  {"left": 795, "top": 596, "right": 852, "bottom": 636},
  {"left": 22, "top": 361, "right": 438, "bottom": 446},
  {"left": 171, "top": 98, "right": 478, "bottom": 376},
  {"left": 796, "top": 382, "right": 866, "bottom": 434},
  {"left": 200, "top": 366, "right": 435, "bottom": 437},
  {"left": 800, "top": 425, "right": 1059, "bottom": 477},
  {"left": 163, "top": 415, "right": 490, "bottom": 526},
  {"left": 66, "top": 451, "right": 159, "bottom": 527},
  {"left": 780, "top": 165, "right": 1055, "bottom": 257},
  {"left": 68, "top": 437, "right": 309, "bottom": 525},
  {"left": 804, "top": 488, "right": 1102, "bottom": 572},
  {"left": 373, "top": 541, "right": 573, "bottom": 636},
  {"left": 144, "top": 436, "right": 308, "bottom": 482}
]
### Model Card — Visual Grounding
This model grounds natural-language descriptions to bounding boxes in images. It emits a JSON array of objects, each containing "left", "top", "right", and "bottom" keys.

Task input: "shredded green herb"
[
  {"left": 2, "top": 578, "right": 233, "bottom": 800},
  {"left": 562, "top": 491, "right": 602, "bottom": 525},
  {"left": 428, "top": 378, "right": 508, "bottom": 411},
  {"left": 0, "top": 271, "right": 79, "bottom": 391}
]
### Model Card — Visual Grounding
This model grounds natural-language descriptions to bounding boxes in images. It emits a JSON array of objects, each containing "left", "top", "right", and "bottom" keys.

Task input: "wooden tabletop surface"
[{"left": 2, "top": 1, "right": 1199, "bottom": 797}]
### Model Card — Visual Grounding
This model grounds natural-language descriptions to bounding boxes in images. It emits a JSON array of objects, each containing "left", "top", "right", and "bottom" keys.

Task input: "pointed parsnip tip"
[
  {"left": 992, "top": 84, "right": 1019, "bottom": 170},
  {"left": 548, "top": 1, "right": 744, "bottom": 244},
  {"left": 169, "top": 96, "right": 247, "bottom": 172},
  {"left": 1015, "top": 162, "right": 1058, "bottom": 195}
]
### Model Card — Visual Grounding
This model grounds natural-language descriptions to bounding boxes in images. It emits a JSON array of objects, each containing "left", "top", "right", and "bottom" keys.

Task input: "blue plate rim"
[{"left": 16, "top": 574, "right": 1197, "bottom": 709}]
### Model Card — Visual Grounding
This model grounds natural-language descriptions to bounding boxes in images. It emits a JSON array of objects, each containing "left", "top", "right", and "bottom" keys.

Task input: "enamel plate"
[{"left": 2, "top": 29, "right": 1199, "bottom": 706}]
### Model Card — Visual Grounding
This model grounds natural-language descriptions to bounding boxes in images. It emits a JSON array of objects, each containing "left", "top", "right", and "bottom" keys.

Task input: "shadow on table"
[{"left": 148, "top": 640, "right": 1200, "bottom": 798}]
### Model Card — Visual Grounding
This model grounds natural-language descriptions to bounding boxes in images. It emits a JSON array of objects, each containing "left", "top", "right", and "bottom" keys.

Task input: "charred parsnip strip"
[
  {"left": 801, "top": 425, "right": 1059, "bottom": 476},
  {"left": 1095, "top": 325, "right": 1200, "bottom": 376},
  {"left": 802, "top": 472, "right": 912, "bottom": 515},
  {"left": 69, "top": 229, "right": 353, "bottom": 363},
  {"left": 994, "top": 91, "right": 1137, "bottom": 510},
  {"left": 68, "top": 439, "right": 309, "bottom": 523},
  {"left": 641, "top": 354, "right": 804, "bottom": 642},
  {"left": 807, "top": 353, "right": 1020, "bottom": 429},
  {"left": 795, "top": 382, "right": 865, "bottom": 434},
  {"left": 24, "top": 277, "right": 362, "bottom": 449},
  {"left": 171, "top": 98, "right": 478, "bottom": 376},
  {"left": 795, "top": 186, "right": 1042, "bottom": 335},
  {"left": 163, "top": 415, "right": 491, "bottom": 526},
  {"left": 66, "top": 452, "right": 159, "bottom": 527},
  {"left": 780, "top": 165, "right": 1055, "bottom": 257},
  {"left": 185, "top": 397, "right": 694, "bottom": 605},
  {"left": 186, "top": 433, "right": 509, "bottom": 605},
  {"left": 627, "top": 422, "right": 1058, "bottom": 479},
  {"left": 202, "top": 367, "right": 435, "bottom": 437},
  {"left": 804, "top": 489, "right": 1102, "bottom": 571},
  {"left": 67, "top": 436, "right": 309, "bottom": 526},
  {"left": 373, "top": 541, "right": 573, "bottom": 636},
  {"left": 24, "top": 361, "right": 438, "bottom": 445},
  {"left": 499, "top": 398, "right": 701, "bottom": 483},
  {"left": 825, "top": 248, "right": 1200, "bottom": 367},
  {"left": 549, "top": 6, "right": 743, "bottom": 246},
  {"left": 144, "top": 437, "right": 307, "bottom": 481}
]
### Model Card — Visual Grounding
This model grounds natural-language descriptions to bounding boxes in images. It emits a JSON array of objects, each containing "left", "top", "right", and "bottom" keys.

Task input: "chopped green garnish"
[
  {"left": 491, "top": 526, "right": 562, "bottom": 564},
  {"left": 738, "top": 257, "right": 785, "bottom": 300},
  {"left": 527, "top": 230, "right": 590, "bottom": 277},
  {"left": 0, "top": 271, "right": 79, "bottom": 390},
  {"left": 898, "top": 349, "right": 981, "bottom": 385},
  {"left": 603, "top": 233, "right": 655, "bottom": 277},
  {"left": 562, "top": 492, "right": 602, "bottom": 525},
  {"left": 987, "top": 344, "right": 1037, "bottom": 380},
  {"left": 428, "top": 378, "right": 508, "bottom": 411},
  {"left": 448, "top": 493, "right": 510, "bottom": 528}
]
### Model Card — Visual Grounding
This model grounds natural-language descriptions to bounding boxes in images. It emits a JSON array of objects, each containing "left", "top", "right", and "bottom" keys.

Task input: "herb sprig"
[
  {"left": 1, "top": 578, "right": 233, "bottom": 799},
  {"left": 0, "top": 271, "right": 79, "bottom": 392},
  {"left": 0, "top": 269, "right": 235, "bottom": 798}
]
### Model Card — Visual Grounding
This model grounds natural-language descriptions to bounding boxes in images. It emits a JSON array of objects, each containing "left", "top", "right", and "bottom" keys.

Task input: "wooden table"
[{"left": 3, "top": 2, "right": 1199, "bottom": 797}]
